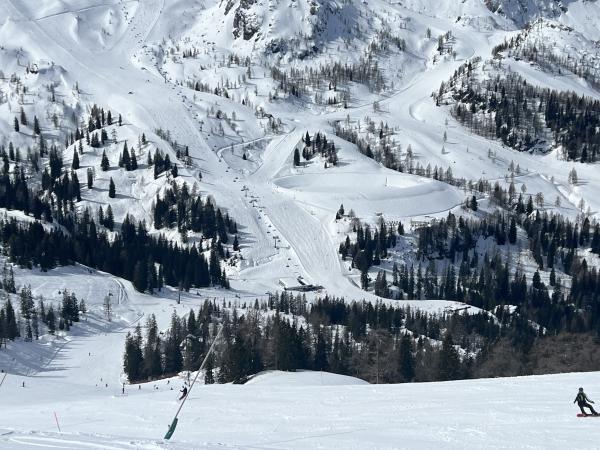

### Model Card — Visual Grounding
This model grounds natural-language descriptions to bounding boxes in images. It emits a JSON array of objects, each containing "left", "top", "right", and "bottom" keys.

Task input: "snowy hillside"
[
  {"left": 2, "top": 369, "right": 600, "bottom": 448},
  {"left": 2, "top": 0, "right": 600, "bottom": 447}
]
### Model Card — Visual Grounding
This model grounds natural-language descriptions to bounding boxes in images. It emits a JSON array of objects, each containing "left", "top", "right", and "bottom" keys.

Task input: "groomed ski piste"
[
  {"left": 2, "top": 366, "right": 600, "bottom": 449},
  {"left": 2, "top": 0, "right": 600, "bottom": 447}
]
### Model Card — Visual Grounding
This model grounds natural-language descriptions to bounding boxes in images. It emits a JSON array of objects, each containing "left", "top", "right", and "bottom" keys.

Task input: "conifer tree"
[
  {"left": 437, "top": 334, "right": 461, "bottom": 381},
  {"left": 398, "top": 334, "right": 415, "bottom": 382},
  {"left": 87, "top": 168, "right": 93, "bottom": 189},
  {"left": 108, "top": 177, "right": 116, "bottom": 198},
  {"left": 46, "top": 305, "right": 56, "bottom": 334},
  {"left": 72, "top": 149, "right": 80, "bottom": 170},
  {"left": 20, "top": 107, "right": 27, "bottom": 126},
  {"left": 204, "top": 353, "right": 215, "bottom": 384},
  {"left": 101, "top": 150, "right": 109, "bottom": 171},
  {"left": 122, "top": 142, "right": 131, "bottom": 170},
  {"left": 105, "top": 204, "right": 114, "bottom": 231}
]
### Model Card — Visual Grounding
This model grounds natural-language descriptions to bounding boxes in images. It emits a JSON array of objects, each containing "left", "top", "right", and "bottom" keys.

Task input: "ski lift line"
[{"left": 164, "top": 324, "right": 224, "bottom": 440}]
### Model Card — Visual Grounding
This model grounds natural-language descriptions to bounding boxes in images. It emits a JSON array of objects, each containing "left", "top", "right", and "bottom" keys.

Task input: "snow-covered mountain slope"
[
  {"left": 2, "top": 369, "right": 600, "bottom": 449},
  {"left": 2, "top": 0, "right": 600, "bottom": 446},
  {"left": 0, "top": 0, "right": 599, "bottom": 324}
]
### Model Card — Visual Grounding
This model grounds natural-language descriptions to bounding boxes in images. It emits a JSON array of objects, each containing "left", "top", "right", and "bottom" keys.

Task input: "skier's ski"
[{"left": 577, "top": 414, "right": 600, "bottom": 417}]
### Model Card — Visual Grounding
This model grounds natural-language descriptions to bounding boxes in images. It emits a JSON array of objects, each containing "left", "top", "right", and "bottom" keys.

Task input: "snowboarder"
[
  {"left": 575, "top": 387, "right": 599, "bottom": 416},
  {"left": 178, "top": 386, "right": 188, "bottom": 400}
]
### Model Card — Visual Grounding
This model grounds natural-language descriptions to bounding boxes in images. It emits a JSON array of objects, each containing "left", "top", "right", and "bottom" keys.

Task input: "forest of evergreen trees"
[
  {"left": 438, "top": 59, "right": 600, "bottom": 162},
  {"left": 340, "top": 204, "right": 600, "bottom": 337},
  {"left": 296, "top": 132, "right": 339, "bottom": 166},
  {"left": 0, "top": 104, "right": 235, "bottom": 292},
  {"left": 0, "top": 275, "right": 84, "bottom": 349},
  {"left": 0, "top": 214, "right": 229, "bottom": 292},
  {"left": 152, "top": 182, "right": 238, "bottom": 244},
  {"left": 123, "top": 291, "right": 574, "bottom": 386}
]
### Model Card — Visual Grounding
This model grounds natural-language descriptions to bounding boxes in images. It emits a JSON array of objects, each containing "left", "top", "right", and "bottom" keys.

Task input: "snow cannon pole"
[{"left": 164, "top": 325, "right": 223, "bottom": 440}]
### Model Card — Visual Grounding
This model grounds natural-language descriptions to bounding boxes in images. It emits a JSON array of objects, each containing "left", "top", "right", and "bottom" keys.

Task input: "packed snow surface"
[{"left": 2, "top": 369, "right": 600, "bottom": 449}]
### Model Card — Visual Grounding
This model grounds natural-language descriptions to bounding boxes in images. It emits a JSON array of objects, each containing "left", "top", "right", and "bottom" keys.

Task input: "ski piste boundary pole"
[{"left": 164, "top": 324, "right": 223, "bottom": 440}]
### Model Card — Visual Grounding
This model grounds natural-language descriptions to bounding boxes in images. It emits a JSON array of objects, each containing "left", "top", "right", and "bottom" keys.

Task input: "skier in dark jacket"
[
  {"left": 178, "top": 386, "right": 188, "bottom": 401},
  {"left": 575, "top": 387, "right": 599, "bottom": 416}
]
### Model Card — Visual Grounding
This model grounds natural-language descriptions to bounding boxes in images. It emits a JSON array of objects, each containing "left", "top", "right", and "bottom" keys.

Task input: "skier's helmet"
[{"left": 579, "top": 387, "right": 584, "bottom": 392}]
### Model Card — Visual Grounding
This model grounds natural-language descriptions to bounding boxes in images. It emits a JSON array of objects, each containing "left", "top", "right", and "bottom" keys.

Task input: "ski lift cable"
[{"left": 164, "top": 324, "right": 224, "bottom": 440}]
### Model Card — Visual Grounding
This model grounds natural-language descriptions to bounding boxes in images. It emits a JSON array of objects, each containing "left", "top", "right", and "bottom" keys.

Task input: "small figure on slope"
[
  {"left": 575, "top": 387, "right": 599, "bottom": 416},
  {"left": 178, "top": 386, "right": 188, "bottom": 401}
]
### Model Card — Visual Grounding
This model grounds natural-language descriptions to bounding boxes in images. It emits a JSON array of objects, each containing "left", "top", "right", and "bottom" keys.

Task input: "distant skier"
[
  {"left": 178, "top": 386, "right": 188, "bottom": 401},
  {"left": 575, "top": 387, "right": 599, "bottom": 416}
]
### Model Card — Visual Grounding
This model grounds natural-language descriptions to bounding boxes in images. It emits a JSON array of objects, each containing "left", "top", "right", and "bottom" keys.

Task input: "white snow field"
[
  {"left": 2, "top": 369, "right": 600, "bottom": 449},
  {"left": 2, "top": 0, "right": 600, "bottom": 448}
]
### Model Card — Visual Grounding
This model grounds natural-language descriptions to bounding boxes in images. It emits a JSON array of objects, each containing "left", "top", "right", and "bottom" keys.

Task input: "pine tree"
[
  {"left": 204, "top": 353, "right": 215, "bottom": 384},
  {"left": 469, "top": 195, "right": 478, "bottom": 211},
  {"left": 163, "top": 312, "right": 183, "bottom": 375},
  {"left": 87, "top": 168, "right": 93, "bottom": 189},
  {"left": 508, "top": 218, "right": 517, "bottom": 244},
  {"left": 105, "top": 205, "right": 114, "bottom": 231},
  {"left": 20, "top": 107, "right": 27, "bottom": 126},
  {"left": 143, "top": 315, "right": 162, "bottom": 379},
  {"left": 123, "top": 330, "right": 144, "bottom": 382},
  {"left": 313, "top": 330, "right": 329, "bottom": 370},
  {"left": 46, "top": 305, "right": 56, "bottom": 334},
  {"left": 4, "top": 299, "right": 18, "bottom": 340},
  {"left": 293, "top": 148, "right": 300, "bottom": 166},
  {"left": 33, "top": 116, "right": 40, "bottom": 135},
  {"left": 108, "top": 177, "right": 116, "bottom": 198},
  {"left": 101, "top": 150, "right": 110, "bottom": 171},
  {"left": 122, "top": 142, "right": 131, "bottom": 170},
  {"left": 398, "top": 334, "right": 415, "bottom": 382},
  {"left": 13, "top": 117, "right": 19, "bottom": 132},
  {"left": 437, "top": 334, "right": 461, "bottom": 381},
  {"left": 72, "top": 149, "right": 80, "bottom": 170}
]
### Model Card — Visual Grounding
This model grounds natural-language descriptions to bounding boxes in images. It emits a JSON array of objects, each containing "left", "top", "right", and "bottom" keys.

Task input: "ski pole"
[
  {"left": 0, "top": 373, "right": 6, "bottom": 388},
  {"left": 164, "top": 324, "right": 223, "bottom": 440}
]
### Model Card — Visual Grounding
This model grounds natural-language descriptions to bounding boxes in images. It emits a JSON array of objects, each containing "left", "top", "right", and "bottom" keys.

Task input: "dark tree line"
[
  {"left": 0, "top": 213, "right": 229, "bottom": 293},
  {"left": 125, "top": 292, "right": 556, "bottom": 385}
]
